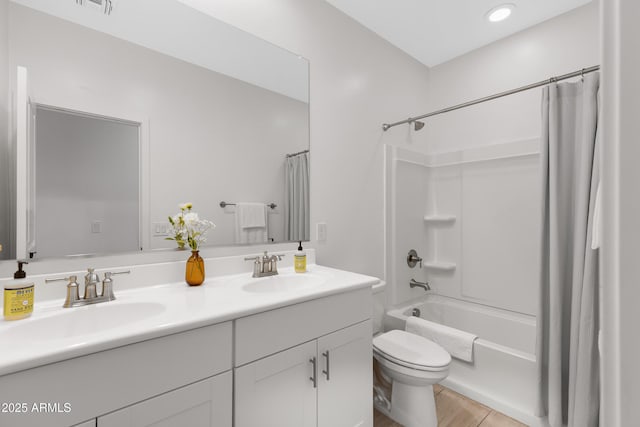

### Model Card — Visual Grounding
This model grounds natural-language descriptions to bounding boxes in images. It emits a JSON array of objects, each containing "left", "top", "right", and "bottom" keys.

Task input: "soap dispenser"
[
  {"left": 294, "top": 241, "right": 307, "bottom": 273},
  {"left": 3, "top": 261, "right": 34, "bottom": 320}
]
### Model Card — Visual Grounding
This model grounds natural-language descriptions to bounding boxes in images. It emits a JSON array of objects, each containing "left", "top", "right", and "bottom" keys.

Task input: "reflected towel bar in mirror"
[{"left": 219, "top": 201, "right": 277, "bottom": 209}]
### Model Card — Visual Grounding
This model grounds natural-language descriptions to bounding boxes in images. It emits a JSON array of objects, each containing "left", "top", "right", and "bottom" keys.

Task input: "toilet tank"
[{"left": 372, "top": 281, "right": 387, "bottom": 335}]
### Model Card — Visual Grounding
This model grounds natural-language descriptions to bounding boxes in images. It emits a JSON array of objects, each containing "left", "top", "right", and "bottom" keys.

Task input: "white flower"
[
  {"left": 165, "top": 204, "right": 215, "bottom": 251},
  {"left": 183, "top": 212, "right": 199, "bottom": 225}
]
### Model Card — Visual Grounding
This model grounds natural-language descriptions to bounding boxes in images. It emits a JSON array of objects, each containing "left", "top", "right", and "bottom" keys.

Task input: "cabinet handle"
[
  {"left": 309, "top": 357, "right": 317, "bottom": 388},
  {"left": 322, "top": 351, "right": 330, "bottom": 381}
]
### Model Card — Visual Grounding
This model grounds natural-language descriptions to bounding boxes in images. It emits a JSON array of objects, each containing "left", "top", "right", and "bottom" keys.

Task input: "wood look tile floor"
[{"left": 374, "top": 384, "right": 528, "bottom": 427}]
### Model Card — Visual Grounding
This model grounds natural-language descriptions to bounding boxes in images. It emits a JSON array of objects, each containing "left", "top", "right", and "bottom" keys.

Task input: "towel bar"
[{"left": 219, "top": 201, "right": 277, "bottom": 209}]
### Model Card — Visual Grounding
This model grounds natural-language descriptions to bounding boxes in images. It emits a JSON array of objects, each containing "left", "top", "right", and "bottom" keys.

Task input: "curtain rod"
[
  {"left": 286, "top": 149, "right": 309, "bottom": 158},
  {"left": 382, "top": 65, "right": 600, "bottom": 131}
]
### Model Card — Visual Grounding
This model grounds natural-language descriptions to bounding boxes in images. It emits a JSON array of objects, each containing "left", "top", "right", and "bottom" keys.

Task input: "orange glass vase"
[{"left": 185, "top": 250, "right": 205, "bottom": 286}]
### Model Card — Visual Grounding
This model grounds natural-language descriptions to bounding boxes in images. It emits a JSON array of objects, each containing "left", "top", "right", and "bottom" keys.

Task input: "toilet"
[{"left": 372, "top": 284, "right": 451, "bottom": 427}]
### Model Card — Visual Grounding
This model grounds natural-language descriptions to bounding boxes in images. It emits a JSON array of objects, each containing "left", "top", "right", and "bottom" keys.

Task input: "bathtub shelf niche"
[
  {"left": 423, "top": 215, "right": 457, "bottom": 224},
  {"left": 423, "top": 261, "right": 457, "bottom": 272}
]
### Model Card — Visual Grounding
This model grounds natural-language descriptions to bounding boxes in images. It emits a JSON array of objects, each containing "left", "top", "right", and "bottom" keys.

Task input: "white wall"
[
  {"left": 35, "top": 108, "right": 139, "bottom": 257},
  {"left": 8, "top": 3, "right": 308, "bottom": 249},
  {"left": 601, "top": 0, "right": 640, "bottom": 425},
  {"left": 388, "top": 4, "right": 599, "bottom": 315},
  {"left": 0, "top": 0, "right": 11, "bottom": 260},
  {"left": 425, "top": 2, "right": 600, "bottom": 154}
]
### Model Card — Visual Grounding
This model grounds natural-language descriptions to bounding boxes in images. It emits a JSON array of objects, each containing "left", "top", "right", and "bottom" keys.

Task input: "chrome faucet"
[
  {"left": 84, "top": 268, "right": 100, "bottom": 299},
  {"left": 46, "top": 269, "right": 130, "bottom": 308},
  {"left": 410, "top": 278, "right": 431, "bottom": 291},
  {"left": 245, "top": 251, "right": 285, "bottom": 277}
]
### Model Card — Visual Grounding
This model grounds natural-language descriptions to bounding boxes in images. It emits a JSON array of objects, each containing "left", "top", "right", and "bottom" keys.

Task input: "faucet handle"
[
  {"left": 407, "top": 250, "right": 423, "bottom": 269},
  {"left": 268, "top": 254, "right": 285, "bottom": 274},
  {"left": 46, "top": 275, "right": 80, "bottom": 308},
  {"left": 101, "top": 270, "right": 129, "bottom": 300},
  {"left": 109, "top": 270, "right": 131, "bottom": 277},
  {"left": 45, "top": 276, "right": 70, "bottom": 284},
  {"left": 244, "top": 255, "right": 263, "bottom": 277}
]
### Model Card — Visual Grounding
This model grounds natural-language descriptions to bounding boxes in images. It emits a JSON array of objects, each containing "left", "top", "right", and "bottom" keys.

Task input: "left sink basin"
[{"left": 1, "top": 302, "right": 166, "bottom": 342}]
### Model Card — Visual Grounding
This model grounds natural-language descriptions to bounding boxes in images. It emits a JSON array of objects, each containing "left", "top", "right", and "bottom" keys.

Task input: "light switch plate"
[
  {"left": 317, "top": 223, "right": 327, "bottom": 242},
  {"left": 153, "top": 222, "right": 170, "bottom": 236},
  {"left": 91, "top": 221, "right": 102, "bottom": 234}
]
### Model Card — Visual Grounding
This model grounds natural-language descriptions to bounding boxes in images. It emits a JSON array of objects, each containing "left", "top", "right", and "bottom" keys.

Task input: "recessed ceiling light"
[{"left": 486, "top": 4, "right": 515, "bottom": 23}]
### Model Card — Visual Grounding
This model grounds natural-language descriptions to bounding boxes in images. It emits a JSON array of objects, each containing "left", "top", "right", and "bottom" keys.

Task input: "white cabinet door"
[
  {"left": 317, "top": 320, "right": 373, "bottom": 427},
  {"left": 97, "top": 372, "right": 232, "bottom": 427},
  {"left": 235, "top": 340, "right": 317, "bottom": 427}
]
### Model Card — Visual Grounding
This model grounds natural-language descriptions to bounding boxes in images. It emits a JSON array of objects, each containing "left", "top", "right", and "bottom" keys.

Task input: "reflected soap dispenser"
[
  {"left": 3, "top": 261, "right": 34, "bottom": 321},
  {"left": 294, "top": 241, "right": 307, "bottom": 273}
]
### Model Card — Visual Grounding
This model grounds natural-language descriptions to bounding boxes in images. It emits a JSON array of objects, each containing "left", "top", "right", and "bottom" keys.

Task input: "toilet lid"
[{"left": 373, "top": 330, "right": 451, "bottom": 369}]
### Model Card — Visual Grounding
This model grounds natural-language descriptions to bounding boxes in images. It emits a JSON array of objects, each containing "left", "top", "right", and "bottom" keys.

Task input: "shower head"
[{"left": 414, "top": 120, "right": 425, "bottom": 131}]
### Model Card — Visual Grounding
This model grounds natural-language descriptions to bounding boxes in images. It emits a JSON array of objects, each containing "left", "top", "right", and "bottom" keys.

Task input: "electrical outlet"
[
  {"left": 153, "top": 222, "right": 170, "bottom": 236},
  {"left": 317, "top": 223, "right": 327, "bottom": 242}
]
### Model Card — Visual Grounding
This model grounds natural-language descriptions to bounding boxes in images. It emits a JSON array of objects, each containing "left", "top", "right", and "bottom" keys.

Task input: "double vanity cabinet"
[{"left": 0, "top": 266, "right": 375, "bottom": 427}]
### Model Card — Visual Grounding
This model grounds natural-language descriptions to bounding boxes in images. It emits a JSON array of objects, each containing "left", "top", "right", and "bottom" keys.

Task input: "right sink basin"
[{"left": 241, "top": 272, "right": 327, "bottom": 293}]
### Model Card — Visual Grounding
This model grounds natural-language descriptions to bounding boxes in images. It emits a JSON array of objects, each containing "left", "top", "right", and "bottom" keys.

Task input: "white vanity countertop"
[{"left": 0, "top": 264, "right": 379, "bottom": 376}]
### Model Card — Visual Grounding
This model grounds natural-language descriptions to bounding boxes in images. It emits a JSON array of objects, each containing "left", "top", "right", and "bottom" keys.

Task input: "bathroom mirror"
[
  {"left": 0, "top": 0, "right": 310, "bottom": 260},
  {"left": 34, "top": 105, "right": 141, "bottom": 259}
]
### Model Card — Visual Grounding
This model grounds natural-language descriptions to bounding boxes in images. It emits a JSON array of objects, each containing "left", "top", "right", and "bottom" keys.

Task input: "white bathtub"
[{"left": 385, "top": 294, "right": 543, "bottom": 426}]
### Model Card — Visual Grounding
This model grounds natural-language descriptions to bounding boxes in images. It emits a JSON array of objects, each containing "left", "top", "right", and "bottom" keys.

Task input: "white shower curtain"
[
  {"left": 536, "top": 72, "right": 600, "bottom": 427},
  {"left": 284, "top": 151, "right": 310, "bottom": 241}
]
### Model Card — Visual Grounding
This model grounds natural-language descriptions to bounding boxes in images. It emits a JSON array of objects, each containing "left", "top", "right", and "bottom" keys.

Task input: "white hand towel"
[
  {"left": 235, "top": 227, "right": 268, "bottom": 244},
  {"left": 234, "top": 203, "right": 268, "bottom": 244},
  {"left": 405, "top": 316, "right": 477, "bottom": 363},
  {"left": 237, "top": 203, "right": 267, "bottom": 229}
]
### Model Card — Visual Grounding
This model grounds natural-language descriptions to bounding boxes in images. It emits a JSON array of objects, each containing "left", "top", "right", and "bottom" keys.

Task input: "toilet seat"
[{"left": 373, "top": 330, "right": 451, "bottom": 372}]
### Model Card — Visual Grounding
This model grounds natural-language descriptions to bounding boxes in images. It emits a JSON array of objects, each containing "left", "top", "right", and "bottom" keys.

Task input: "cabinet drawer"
[
  {"left": 235, "top": 287, "right": 371, "bottom": 366},
  {"left": 0, "top": 322, "right": 232, "bottom": 427},
  {"left": 99, "top": 371, "right": 232, "bottom": 427}
]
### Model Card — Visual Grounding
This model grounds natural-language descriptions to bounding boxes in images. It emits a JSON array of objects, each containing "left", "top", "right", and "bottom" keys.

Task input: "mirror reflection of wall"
[
  {"left": 0, "top": 0, "right": 11, "bottom": 260},
  {"left": 2, "top": 0, "right": 310, "bottom": 260},
  {"left": 34, "top": 107, "right": 140, "bottom": 258}
]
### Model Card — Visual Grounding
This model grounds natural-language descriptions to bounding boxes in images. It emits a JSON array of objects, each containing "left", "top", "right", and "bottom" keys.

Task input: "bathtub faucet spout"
[{"left": 409, "top": 278, "right": 430, "bottom": 291}]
